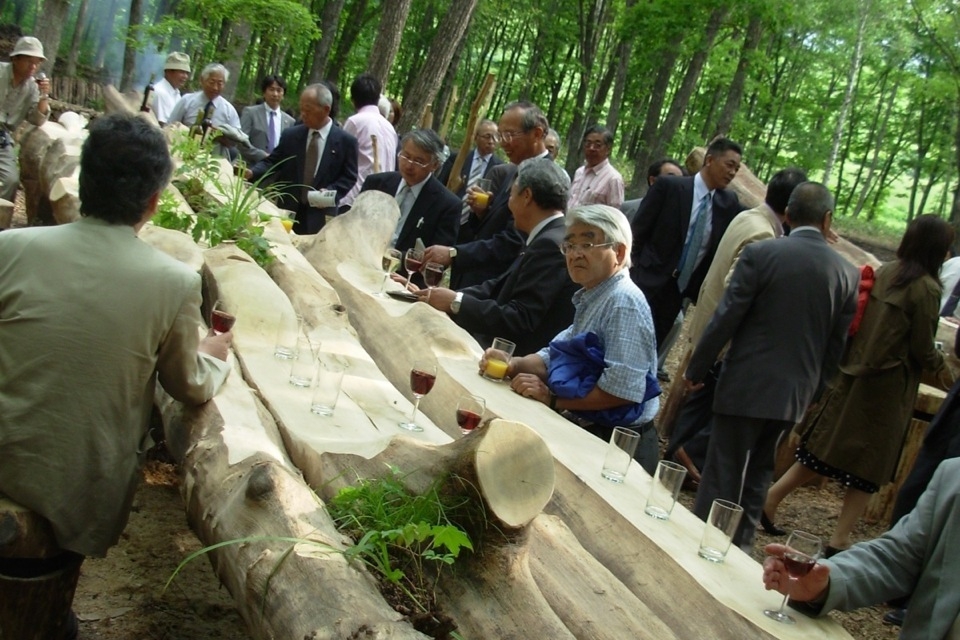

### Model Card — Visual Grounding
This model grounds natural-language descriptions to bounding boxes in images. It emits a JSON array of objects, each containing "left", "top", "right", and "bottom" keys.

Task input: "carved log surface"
[{"left": 300, "top": 193, "right": 853, "bottom": 640}]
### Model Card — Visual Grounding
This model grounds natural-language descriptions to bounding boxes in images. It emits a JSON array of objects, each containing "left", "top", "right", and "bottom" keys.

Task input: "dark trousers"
[
  {"left": 694, "top": 413, "right": 793, "bottom": 550},
  {"left": 665, "top": 360, "right": 721, "bottom": 470}
]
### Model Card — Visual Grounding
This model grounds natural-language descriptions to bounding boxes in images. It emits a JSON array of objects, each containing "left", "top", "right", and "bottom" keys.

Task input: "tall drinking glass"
[{"left": 377, "top": 248, "right": 403, "bottom": 297}]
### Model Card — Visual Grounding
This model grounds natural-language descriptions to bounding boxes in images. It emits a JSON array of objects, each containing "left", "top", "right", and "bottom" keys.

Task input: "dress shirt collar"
[
  {"left": 574, "top": 267, "right": 629, "bottom": 300},
  {"left": 264, "top": 103, "right": 280, "bottom": 117},
  {"left": 398, "top": 174, "right": 430, "bottom": 200},
  {"left": 789, "top": 225, "right": 824, "bottom": 237},
  {"left": 474, "top": 149, "right": 493, "bottom": 164},
  {"left": 309, "top": 118, "right": 333, "bottom": 140},
  {"left": 526, "top": 212, "right": 563, "bottom": 245},
  {"left": 693, "top": 172, "right": 713, "bottom": 207},
  {"left": 583, "top": 158, "right": 610, "bottom": 175}
]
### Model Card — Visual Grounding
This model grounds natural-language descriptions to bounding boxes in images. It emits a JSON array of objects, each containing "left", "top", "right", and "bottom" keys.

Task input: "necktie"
[
  {"left": 393, "top": 184, "right": 415, "bottom": 244},
  {"left": 677, "top": 194, "right": 710, "bottom": 293},
  {"left": 303, "top": 130, "right": 320, "bottom": 203},
  {"left": 266, "top": 110, "right": 276, "bottom": 154},
  {"left": 461, "top": 156, "right": 486, "bottom": 222},
  {"left": 204, "top": 100, "right": 215, "bottom": 121}
]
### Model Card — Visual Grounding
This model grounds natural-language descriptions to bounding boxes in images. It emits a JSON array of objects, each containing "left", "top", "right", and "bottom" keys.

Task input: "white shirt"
[
  {"left": 940, "top": 257, "right": 960, "bottom": 312},
  {"left": 526, "top": 212, "right": 564, "bottom": 245},
  {"left": 342, "top": 104, "right": 398, "bottom": 206},
  {"left": 392, "top": 175, "right": 429, "bottom": 244},
  {"left": 151, "top": 77, "right": 180, "bottom": 124},
  {"left": 265, "top": 104, "right": 283, "bottom": 149},
  {"left": 685, "top": 172, "right": 714, "bottom": 271},
  {"left": 167, "top": 91, "right": 241, "bottom": 130},
  {"left": 305, "top": 119, "right": 334, "bottom": 180},
  {"left": 568, "top": 158, "right": 624, "bottom": 208}
]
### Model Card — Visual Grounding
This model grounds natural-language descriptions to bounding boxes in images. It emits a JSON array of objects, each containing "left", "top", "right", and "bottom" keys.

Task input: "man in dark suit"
[
  {"left": 620, "top": 158, "right": 684, "bottom": 224},
  {"left": 247, "top": 83, "right": 358, "bottom": 234},
  {"left": 239, "top": 75, "right": 295, "bottom": 164},
  {"left": 629, "top": 138, "right": 744, "bottom": 347},
  {"left": 415, "top": 157, "right": 577, "bottom": 356},
  {"left": 360, "top": 128, "right": 460, "bottom": 257},
  {"left": 684, "top": 182, "right": 859, "bottom": 550},
  {"left": 436, "top": 119, "right": 503, "bottom": 198},
  {"left": 423, "top": 101, "right": 560, "bottom": 290}
]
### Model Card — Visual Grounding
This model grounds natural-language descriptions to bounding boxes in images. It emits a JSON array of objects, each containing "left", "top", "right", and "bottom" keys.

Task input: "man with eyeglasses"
[
  {"left": 488, "top": 204, "right": 661, "bottom": 475},
  {"left": 568, "top": 124, "right": 624, "bottom": 209},
  {"left": 413, "top": 157, "right": 577, "bottom": 356},
  {"left": 361, "top": 128, "right": 460, "bottom": 258},
  {"left": 424, "top": 101, "right": 564, "bottom": 289},
  {"left": 436, "top": 119, "right": 503, "bottom": 199},
  {"left": 166, "top": 63, "right": 241, "bottom": 159}
]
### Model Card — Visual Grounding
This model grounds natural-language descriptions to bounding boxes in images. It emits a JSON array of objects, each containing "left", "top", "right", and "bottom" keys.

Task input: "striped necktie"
[{"left": 677, "top": 194, "right": 710, "bottom": 292}]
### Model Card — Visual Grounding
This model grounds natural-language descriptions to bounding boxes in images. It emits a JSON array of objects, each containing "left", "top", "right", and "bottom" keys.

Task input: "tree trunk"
[
  {"left": 366, "top": 0, "right": 413, "bottom": 88},
  {"left": 120, "top": 0, "right": 143, "bottom": 91},
  {"left": 628, "top": 44, "right": 680, "bottom": 194},
  {"left": 712, "top": 13, "right": 763, "bottom": 139},
  {"left": 396, "top": 0, "right": 480, "bottom": 135},
  {"left": 306, "top": 0, "right": 346, "bottom": 86},
  {"left": 35, "top": 0, "right": 71, "bottom": 71},
  {"left": 64, "top": 0, "right": 91, "bottom": 77},
  {"left": 822, "top": 2, "right": 870, "bottom": 186},
  {"left": 326, "top": 0, "right": 371, "bottom": 86}
]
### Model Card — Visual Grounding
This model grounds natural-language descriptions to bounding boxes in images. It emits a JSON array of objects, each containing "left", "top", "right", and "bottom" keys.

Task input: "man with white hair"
[
  {"left": 491, "top": 204, "right": 661, "bottom": 474},
  {"left": 151, "top": 51, "right": 190, "bottom": 125},
  {"left": 166, "top": 62, "right": 241, "bottom": 158},
  {"left": 0, "top": 36, "right": 51, "bottom": 201}
]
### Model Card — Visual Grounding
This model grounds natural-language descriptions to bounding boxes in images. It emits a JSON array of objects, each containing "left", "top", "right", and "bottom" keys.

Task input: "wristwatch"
[
  {"left": 449, "top": 247, "right": 458, "bottom": 259},
  {"left": 450, "top": 291, "right": 463, "bottom": 314}
]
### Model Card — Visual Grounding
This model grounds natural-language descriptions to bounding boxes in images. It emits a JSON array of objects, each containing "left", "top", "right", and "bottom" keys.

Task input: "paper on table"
[{"left": 307, "top": 189, "right": 337, "bottom": 208}]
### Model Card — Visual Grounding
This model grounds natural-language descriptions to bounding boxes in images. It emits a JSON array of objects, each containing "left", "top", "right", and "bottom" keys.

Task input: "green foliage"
[{"left": 328, "top": 465, "right": 474, "bottom": 612}]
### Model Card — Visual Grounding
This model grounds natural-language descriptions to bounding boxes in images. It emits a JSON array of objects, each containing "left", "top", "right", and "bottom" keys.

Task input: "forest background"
[{"left": 6, "top": 0, "right": 960, "bottom": 243}]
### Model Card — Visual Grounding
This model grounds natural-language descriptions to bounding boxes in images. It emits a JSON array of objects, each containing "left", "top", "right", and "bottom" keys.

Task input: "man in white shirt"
[
  {"left": 166, "top": 63, "right": 242, "bottom": 158},
  {"left": 568, "top": 124, "right": 624, "bottom": 209},
  {"left": 341, "top": 73, "right": 397, "bottom": 206},
  {"left": 151, "top": 52, "right": 190, "bottom": 125}
]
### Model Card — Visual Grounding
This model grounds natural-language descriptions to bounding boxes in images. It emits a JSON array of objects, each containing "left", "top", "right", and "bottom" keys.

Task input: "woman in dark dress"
[{"left": 763, "top": 215, "right": 955, "bottom": 554}]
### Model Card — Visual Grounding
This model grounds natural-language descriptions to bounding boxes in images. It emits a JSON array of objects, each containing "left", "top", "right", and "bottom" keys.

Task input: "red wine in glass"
[
  {"left": 211, "top": 302, "right": 235, "bottom": 335},
  {"left": 423, "top": 262, "right": 444, "bottom": 288},
  {"left": 402, "top": 248, "right": 425, "bottom": 290},
  {"left": 456, "top": 409, "right": 482, "bottom": 433},
  {"left": 410, "top": 369, "right": 436, "bottom": 395},
  {"left": 456, "top": 394, "right": 485, "bottom": 435},
  {"left": 399, "top": 360, "right": 437, "bottom": 432},
  {"left": 764, "top": 530, "right": 822, "bottom": 625},
  {"left": 783, "top": 551, "right": 816, "bottom": 578}
]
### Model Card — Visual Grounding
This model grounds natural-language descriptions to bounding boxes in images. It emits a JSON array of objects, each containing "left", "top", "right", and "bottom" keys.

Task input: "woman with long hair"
[{"left": 763, "top": 214, "right": 955, "bottom": 555}]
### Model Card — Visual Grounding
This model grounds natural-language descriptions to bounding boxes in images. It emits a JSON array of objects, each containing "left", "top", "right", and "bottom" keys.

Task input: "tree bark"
[
  {"left": 712, "top": 14, "right": 764, "bottom": 139},
  {"left": 306, "top": 0, "right": 346, "bottom": 86},
  {"left": 366, "top": 0, "right": 413, "bottom": 88},
  {"left": 120, "top": 0, "right": 144, "bottom": 91},
  {"left": 64, "top": 0, "right": 91, "bottom": 77},
  {"left": 396, "top": 0, "right": 480, "bottom": 135},
  {"left": 35, "top": 0, "right": 71, "bottom": 71},
  {"left": 326, "top": 0, "right": 371, "bottom": 86},
  {"left": 628, "top": 44, "right": 680, "bottom": 194}
]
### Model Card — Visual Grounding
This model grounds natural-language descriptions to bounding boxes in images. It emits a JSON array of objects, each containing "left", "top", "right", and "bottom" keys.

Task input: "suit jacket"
[
  {"left": 820, "top": 457, "right": 960, "bottom": 639},
  {"left": 437, "top": 149, "right": 503, "bottom": 197},
  {"left": 451, "top": 162, "right": 526, "bottom": 289},
  {"left": 250, "top": 123, "right": 358, "bottom": 234},
  {"left": 686, "top": 202, "right": 784, "bottom": 345},
  {"left": 0, "top": 218, "right": 229, "bottom": 556},
  {"left": 239, "top": 103, "right": 295, "bottom": 162},
  {"left": 455, "top": 217, "right": 577, "bottom": 356},
  {"left": 628, "top": 175, "right": 742, "bottom": 345},
  {"left": 361, "top": 171, "right": 461, "bottom": 255},
  {"left": 620, "top": 198, "right": 642, "bottom": 225},
  {"left": 686, "top": 228, "right": 859, "bottom": 423}
]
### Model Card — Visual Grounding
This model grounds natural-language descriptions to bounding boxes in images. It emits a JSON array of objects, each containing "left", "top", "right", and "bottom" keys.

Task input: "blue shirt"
[{"left": 537, "top": 269, "right": 660, "bottom": 423}]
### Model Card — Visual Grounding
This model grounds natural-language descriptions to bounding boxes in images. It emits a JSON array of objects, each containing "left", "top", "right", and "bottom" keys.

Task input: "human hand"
[
  {"left": 389, "top": 272, "right": 420, "bottom": 292},
  {"left": 762, "top": 543, "right": 831, "bottom": 603},
  {"left": 35, "top": 73, "right": 51, "bottom": 98},
  {"left": 423, "top": 245, "right": 453, "bottom": 267},
  {"left": 199, "top": 330, "right": 232, "bottom": 361},
  {"left": 478, "top": 348, "right": 511, "bottom": 376},
  {"left": 683, "top": 376, "right": 704, "bottom": 393},
  {"left": 510, "top": 372, "right": 551, "bottom": 404},
  {"left": 414, "top": 286, "right": 455, "bottom": 311}
]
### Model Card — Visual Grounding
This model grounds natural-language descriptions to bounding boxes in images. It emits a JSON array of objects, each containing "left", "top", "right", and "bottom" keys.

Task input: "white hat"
[
  {"left": 11, "top": 36, "right": 45, "bottom": 61},
  {"left": 164, "top": 52, "right": 191, "bottom": 73}
]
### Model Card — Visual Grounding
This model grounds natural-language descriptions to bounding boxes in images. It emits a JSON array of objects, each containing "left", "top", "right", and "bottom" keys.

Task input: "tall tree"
[
  {"left": 366, "top": 0, "right": 413, "bottom": 87},
  {"left": 120, "top": 0, "right": 144, "bottom": 90},
  {"left": 712, "top": 13, "right": 764, "bottom": 139},
  {"left": 307, "top": 0, "right": 347, "bottom": 85},
  {"left": 64, "top": 0, "right": 91, "bottom": 76},
  {"left": 34, "top": 0, "right": 70, "bottom": 70},
  {"left": 396, "top": 0, "right": 480, "bottom": 134}
]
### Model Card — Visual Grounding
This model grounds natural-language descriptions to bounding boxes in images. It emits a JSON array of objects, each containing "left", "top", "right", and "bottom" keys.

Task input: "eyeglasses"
[
  {"left": 477, "top": 133, "right": 500, "bottom": 141},
  {"left": 560, "top": 241, "right": 615, "bottom": 255},
  {"left": 583, "top": 141, "right": 608, "bottom": 150},
  {"left": 499, "top": 129, "right": 528, "bottom": 142},
  {"left": 398, "top": 153, "right": 432, "bottom": 169}
]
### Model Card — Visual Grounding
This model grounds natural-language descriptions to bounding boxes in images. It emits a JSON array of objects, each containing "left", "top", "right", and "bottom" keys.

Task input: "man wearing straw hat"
[
  {"left": 0, "top": 36, "right": 51, "bottom": 202},
  {"left": 152, "top": 51, "right": 191, "bottom": 125}
]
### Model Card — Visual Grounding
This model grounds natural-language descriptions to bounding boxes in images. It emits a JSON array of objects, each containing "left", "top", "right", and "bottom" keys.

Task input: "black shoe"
[
  {"left": 760, "top": 511, "right": 787, "bottom": 536},
  {"left": 64, "top": 610, "right": 79, "bottom": 640},
  {"left": 882, "top": 607, "right": 906, "bottom": 627}
]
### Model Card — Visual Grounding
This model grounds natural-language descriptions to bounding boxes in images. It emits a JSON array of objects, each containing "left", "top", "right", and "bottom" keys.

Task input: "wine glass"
[
  {"left": 422, "top": 261, "right": 445, "bottom": 301},
  {"left": 402, "top": 248, "right": 425, "bottom": 290},
  {"left": 211, "top": 300, "right": 236, "bottom": 335},
  {"left": 456, "top": 394, "right": 485, "bottom": 435},
  {"left": 399, "top": 360, "right": 437, "bottom": 432},
  {"left": 763, "top": 530, "right": 822, "bottom": 624},
  {"left": 377, "top": 248, "right": 403, "bottom": 297}
]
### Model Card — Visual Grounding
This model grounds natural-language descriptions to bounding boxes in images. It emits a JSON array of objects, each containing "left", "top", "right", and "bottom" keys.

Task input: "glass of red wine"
[
  {"left": 398, "top": 359, "right": 437, "bottom": 432},
  {"left": 763, "top": 529, "right": 822, "bottom": 624},
  {"left": 211, "top": 301, "right": 236, "bottom": 335},
  {"left": 422, "top": 261, "right": 445, "bottom": 301},
  {"left": 402, "top": 248, "right": 425, "bottom": 291},
  {"left": 456, "top": 394, "right": 485, "bottom": 435}
]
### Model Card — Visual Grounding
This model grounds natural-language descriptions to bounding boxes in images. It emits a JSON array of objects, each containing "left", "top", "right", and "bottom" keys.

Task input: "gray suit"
[
  {"left": 686, "top": 227, "right": 858, "bottom": 547},
  {"left": 239, "top": 103, "right": 295, "bottom": 163},
  {"left": 816, "top": 457, "right": 960, "bottom": 639}
]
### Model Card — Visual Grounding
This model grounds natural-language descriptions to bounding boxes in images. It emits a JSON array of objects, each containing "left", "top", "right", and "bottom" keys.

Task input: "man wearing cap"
[
  {"left": 0, "top": 36, "right": 50, "bottom": 202},
  {"left": 152, "top": 51, "right": 190, "bottom": 125}
]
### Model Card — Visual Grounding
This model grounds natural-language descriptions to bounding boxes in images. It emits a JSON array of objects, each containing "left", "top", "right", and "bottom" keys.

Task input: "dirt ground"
[{"left": 11, "top": 198, "right": 901, "bottom": 639}]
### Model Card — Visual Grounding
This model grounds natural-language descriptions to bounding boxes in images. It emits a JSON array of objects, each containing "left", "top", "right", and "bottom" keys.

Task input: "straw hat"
[
  {"left": 164, "top": 52, "right": 191, "bottom": 73},
  {"left": 11, "top": 36, "right": 45, "bottom": 60}
]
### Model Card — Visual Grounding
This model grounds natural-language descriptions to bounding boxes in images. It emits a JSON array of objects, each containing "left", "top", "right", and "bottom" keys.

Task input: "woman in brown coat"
[{"left": 763, "top": 214, "right": 955, "bottom": 554}]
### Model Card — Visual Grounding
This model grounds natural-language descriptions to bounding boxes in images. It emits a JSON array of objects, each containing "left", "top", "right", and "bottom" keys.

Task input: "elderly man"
[
  {"left": 629, "top": 137, "right": 744, "bottom": 347},
  {"left": 0, "top": 113, "right": 231, "bottom": 639},
  {"left": 0, "top": 36, "right": 50, "bottom": 202},
  {"left": 151, "top": 51, "right": 190, "bottom": 125},
  {"left": 436, "top": 119, "right": 503, "bottom": 200},
  {"left": 415, "top": 157, "right": 577, "bottom": 356},
  {"left": 360, "top": 128, "right": 460, "bottom": 256},
  {"left": 247, "top": 83, "right": 358, "bottom": 234},
  {"left": 568, "top": 125, "right": 624, "bottom": 209},
  {"left": 166, "top": 63, "right": 242, "bottom": 158},
  {"left": 341, "top": 73, "right": 398, "bottom": 206},
  {"left": 239, "top": 75, "right": 295, "bottom": 163},
  {"left": 665, "top": 167, "right": 808, "bottom": 487},
  {"left": 544, "top": 128, "right": 560, "bottom": 161},
  {"left": 492, "top": 204, "right": 660, "bottom": 474},
  {"left": 684, "top": 182, "right": 858, "bottom": 551},
  {"left": 424, "top": 101, "right": 561, "bottom": 289}
]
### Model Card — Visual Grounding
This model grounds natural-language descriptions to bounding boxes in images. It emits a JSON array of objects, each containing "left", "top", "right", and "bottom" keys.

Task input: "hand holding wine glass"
[
  {"left": 763, "top": 531, "right": 823, "bottom": 624},
  {"left": 377, "top": 248, "right": 403, "bottom": 297},
  {"left": 422, "top": 261, "right": 445, "bottom": 301},
  {"left": 211, "top": 301, "right": 236, "bottom": 335},
  {"left": 399, "top": 359, "right": 437, "bottom": 432},
  {"left": 402, "top": 248, "right": 425, "bottom": 290}
]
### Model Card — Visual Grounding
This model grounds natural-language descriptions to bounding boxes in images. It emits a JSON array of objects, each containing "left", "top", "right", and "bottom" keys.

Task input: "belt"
[{"left": 561, "top": 411, "right": 656, "bottom": 437}]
